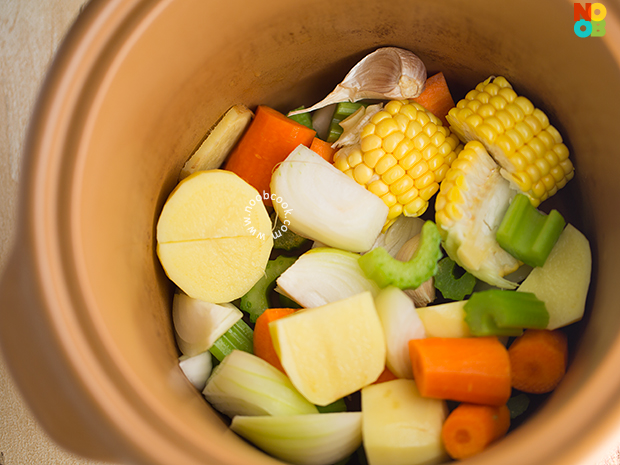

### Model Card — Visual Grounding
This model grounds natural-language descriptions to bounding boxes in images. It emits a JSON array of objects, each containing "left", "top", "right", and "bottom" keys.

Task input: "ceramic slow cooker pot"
[{"left": 1, "top": 0, "right": 620, "bottom": 464}]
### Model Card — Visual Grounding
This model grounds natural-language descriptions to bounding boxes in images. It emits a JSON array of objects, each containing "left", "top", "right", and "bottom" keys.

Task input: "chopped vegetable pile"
[{"left": 158, "top": 47, "right": 592, "bottom": 464}]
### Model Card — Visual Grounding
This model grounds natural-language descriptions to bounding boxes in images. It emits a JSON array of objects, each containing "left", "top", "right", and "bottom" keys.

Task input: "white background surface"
[{"left": 0, "top": 1, "right": 619, "bottom": 464}]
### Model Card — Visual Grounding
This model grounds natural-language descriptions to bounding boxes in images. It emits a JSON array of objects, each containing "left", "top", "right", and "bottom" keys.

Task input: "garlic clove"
[
  {"left": 395, "top": 234, "right": 436, "bottom": 307},
  {"left": 288, "top": 47, "right": 426, "bottom": 116}
]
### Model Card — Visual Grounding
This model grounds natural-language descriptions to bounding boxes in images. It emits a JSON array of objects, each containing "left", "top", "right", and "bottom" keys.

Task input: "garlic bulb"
[
  {"left": 395, "top": 235, "right": 436, "bottom": 307},
  {"left": 288, "top": 47, "right": 427, "bottom": 116}
]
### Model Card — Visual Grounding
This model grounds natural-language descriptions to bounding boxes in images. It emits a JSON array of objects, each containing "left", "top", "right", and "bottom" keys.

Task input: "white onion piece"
[
  {"left": 203, "top": 351, "right": 318, "bottom": 418},
  {"left": 179, "top": 351, "right": 213, "bottom": 390},
  {"left": 374, "top": 286, "right": 426, "bottom": 379},
  {"left": 366, "top": 216, "right": 425, "bottom": 258},
  {"left": 173, "top": 293, "right": 242, "bottom": 356},
  {"left": 276, "top": 247, "right": 380, "bottom": 308},
  {"left": 270, "top": 145, "right": 388, "bottom": 253},
  {"left": 231, "top": 412, "right": 362, "bottom": 465}
]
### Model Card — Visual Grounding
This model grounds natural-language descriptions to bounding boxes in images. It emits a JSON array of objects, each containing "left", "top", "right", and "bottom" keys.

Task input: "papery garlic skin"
[{"left": 288, "top": 47, "right": 426, "bottom": 116}]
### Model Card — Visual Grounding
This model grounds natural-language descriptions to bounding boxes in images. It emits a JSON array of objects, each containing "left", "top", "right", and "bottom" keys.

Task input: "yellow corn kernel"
[
  {"left": 393, "top": 113, "right": 410, "bottom": 133},
  {"left": 382, "top": 131, "right": 406, "bottom": 153},
  {"left": 333, "top": 152, "right": 350, "bottom": 172},
  {"left": 400, "top": 150, "right": 422, "bottom": 171},
  {"left": 404, "top": 197, "right": 428, "bottom": 217},
  {"left": 416, "top": 111, "right": 431, "bottom": 127},
  {"left": 478, "top": 103, "right": 496, "bottom": 118},
  {"left": 397, "top": 186, "right": 419, "bottom": 205},
  {"left": 393, "top": 138, "right": 415, "bottom": 160},
  {"left": 385, "top": 99, "right": 403, "bottom": 115},
  {"left": 370, "top": 110, "right": 392, "bottom": 125},
  {"left": 353, "top": 163, "right": 375, "bottom": 185},
  {"left": 375, "top": 154, "right": 398, "bottom": 175},
  {"left": 415, "top": 170, "right": 435, "bottom": 190},
  {"left": 506, "top": 103, "right": 525, "bottom": 122},
  {"left": 363, "top": 148, "right": 386, "bottom": 169},
  {"left": 361, "top": 134, "right": 383, "bottom": 152},
  {"left": 360, "top": 123, "right": 376, "bottom": 139},
  {"left": 390, "top": 174, "right": 415, "bottom": 196},
  {"left": 347, "top": 149, "right": 363, "bottom": 168},
  {"left": 495, "top": 110, "right": 514, "bottom": 130},
  {"left": 381, "top": 192, "right": 397, "bottom": 208},
  {"left": 375, "top": 118, "right": 400, "bottom": 138},
  {"left": 490, "top": 95, "right": 507, "bottom": 110},
  {"left": 466, "top": 114, "right": 484, "bottom": 128},
  {"left": 387, "top": 203, "right": 404, "bottom": 220},
  {"left": 368, "top": 179, "right": 390, "bottom": 197},
  {"left": 343, "top": 168, "right": 354, "bottom": 179},
  {"left": 428, "top": 154, "right": 445, "bottom": 172},
  {"left": 409, "top": 160, "right": 430, "bottom": 179},
  {"left": 515, "top": 96, "right": 535, "bottom": 115},
  {"left": 382, "top": 164, "right": 406, "bottom": 185}
]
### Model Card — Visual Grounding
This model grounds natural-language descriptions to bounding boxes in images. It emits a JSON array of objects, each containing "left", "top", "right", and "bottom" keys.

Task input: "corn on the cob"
[
  {"left": 435, "top": 141, "right": 520, "bottom": 289},
  {"left": 333, "top": 100, "right": 463, "bottom": 228},
  {"left": 446, "top": 76, "right": 574, "bottom": 206}
]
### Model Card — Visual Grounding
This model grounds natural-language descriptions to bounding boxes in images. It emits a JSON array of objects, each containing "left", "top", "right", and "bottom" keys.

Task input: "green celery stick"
[
  {"left": 288, "top": 106, "right": 314, "bottom": 130},
  {"left": 358, "top": 221, "right": 442, "bottom": 290},
  {"left": 209, "top": 319, "right": 253, "bottom": 362},
  {"left": 316, "top": 398, "right": 347, "bottom": 413},
  {"left": 271, "top": 211, "right": 308, "bottom": 251},
  {"left": 496, "top": 194, "right": 566, "bottom": 268},
  {"left": 434, "top": 257, "right": 477, "bottom": 300},
  {"left": 240, "top": 255, "right": 298, "bottom": 322},
  {"left": 326, "top": 102, "right": 364, "bottom": 142},
  {"left": 464, "top": 289, "right": 549, "bottom": 337}
]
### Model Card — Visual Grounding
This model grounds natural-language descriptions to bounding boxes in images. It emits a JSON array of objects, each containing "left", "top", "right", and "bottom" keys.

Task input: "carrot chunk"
[
  {"left": 408, "top": 337, "right": 511, "bottom": 406},
  {"left": 413, "top": 72, "right": 455, "bottom": 125},
  {"left": 372, "top": 366, "right": 399, "bottom": 384},
  {"left": 224, "top": 106, "right": 316, "bottom": 205},
  {"left": 508, "top": 328, "right": 568, "bottom": 394},
  {"left": 442, "top": 403, "right": 510, "bottom": 460},
  {"left": 253, "top": 308, "right": 296, "bottom": 372},
  {"left": 309, "top": 137, "right": 337, "bottom": 163}
]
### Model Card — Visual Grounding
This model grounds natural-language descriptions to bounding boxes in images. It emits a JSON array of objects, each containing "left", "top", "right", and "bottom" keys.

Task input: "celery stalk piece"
[
  {"left": 208, "top": 319, "right": 253, "bottom": 362},
  {"left": 203, "top": 350, "right": 318, "bottom": 418},
  {"left": 358, "top": 221, "right": 442, "bottom": 290},
  {"left": 288, "top": 106, "right": 315, "bottom": 130},
  {"left": 240, "top": 255, "right": 297, "bottom": 322},
  {"left": 271, "top": 211, "right": 308, "bottom": 251},
  {"left": 327, "top": 102, "right": 364, "bottom": 142},
  {"left": 507, "top": 393, "right": 530, "bottom": 419},
  {"left": 276, "top": 248, "right": 380, "bottom": 309},
  {"left": 496, "top": 194, "right": 566, "bottom": 268},
  {"left": 464, "top": 290, "right": 549, "bottom": 337},
  {"left": 178, "top": 351, "right": 213, "bottom": 390},
  {"left": 231, "top": 412, "right": 362, "bottom": 465},
  {"left": 173, "top": 293, "right": 242, "bottom": 357},
  {"left": 316, "top": 398, "right": 347, "bottom": 413},
  {"left": 433, "top": 257, "right": 477, "bottom": 301},
  {"left": 374, "top": 286, "right": 426, "bottom": 379}
]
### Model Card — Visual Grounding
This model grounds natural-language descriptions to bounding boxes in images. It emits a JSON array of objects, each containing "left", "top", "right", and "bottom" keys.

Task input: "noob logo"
[{"left": 574, "top": 3, "right": 607, "bottom": 37}]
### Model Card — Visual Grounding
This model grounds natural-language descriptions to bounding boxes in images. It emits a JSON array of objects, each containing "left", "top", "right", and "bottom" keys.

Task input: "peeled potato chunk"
[
  {"left": 157, "top": 170, "right": 273, "bottom": 303},
  {"left": 270, "top": 291, "right": 386, "bottom": 406},
  {"left": 518, "top": 223, "right": 591, "bottom": 330}
]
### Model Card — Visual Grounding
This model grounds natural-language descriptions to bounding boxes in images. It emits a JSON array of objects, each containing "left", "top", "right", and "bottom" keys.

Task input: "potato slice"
[
  {"left": 518, "top": 223, "right": 591, "bottom": 329},
  {"left": 179, "top": 104, "right": 253, "bottom": 180},
  {"left": 362, "top": 379, "right": 448, "bottom": 465},
  {"left": 415, "top": 300, "right": 470, "bottom": 338},
  {"left": 157, "top": 170, "right": 273, "bottom": 303},
  {"left": 270, "top": 292, "right": 386, "bottom": 406}
]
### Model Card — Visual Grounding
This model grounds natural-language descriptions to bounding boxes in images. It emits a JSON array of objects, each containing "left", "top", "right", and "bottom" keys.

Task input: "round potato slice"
[{"left": 157, "top": 170, "right": 273, "bottom": 303}]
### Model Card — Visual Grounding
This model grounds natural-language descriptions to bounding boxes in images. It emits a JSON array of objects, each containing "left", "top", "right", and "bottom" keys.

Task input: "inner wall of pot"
[{"left": 73, "top": 0, "right": 620, "bottom": 462}]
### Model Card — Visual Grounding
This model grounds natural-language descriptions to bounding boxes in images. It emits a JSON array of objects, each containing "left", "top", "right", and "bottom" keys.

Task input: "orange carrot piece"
[
  {"left": 442, "top": 403, "right": 511, "bottom": 460},
  {"left": 508, "top": 329, "right": 568, "bottom": 394},
  {"left": 413, "top": 72, "right": 455, "bottom": 126},
  {"left": 224, "top": 106, "right": 316, "bottom": 205},
  {"left": 253, "top": 308, "right": 296, "bottom": 372},
  {"left": 408, "top": 337, "right": 511, "bottom": 406},
  {"left": 372, "top": 366, "right": 399, "bottom": 384},
  {"left": 309, "top": 137, "right": 337, "bottom": 163}
]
